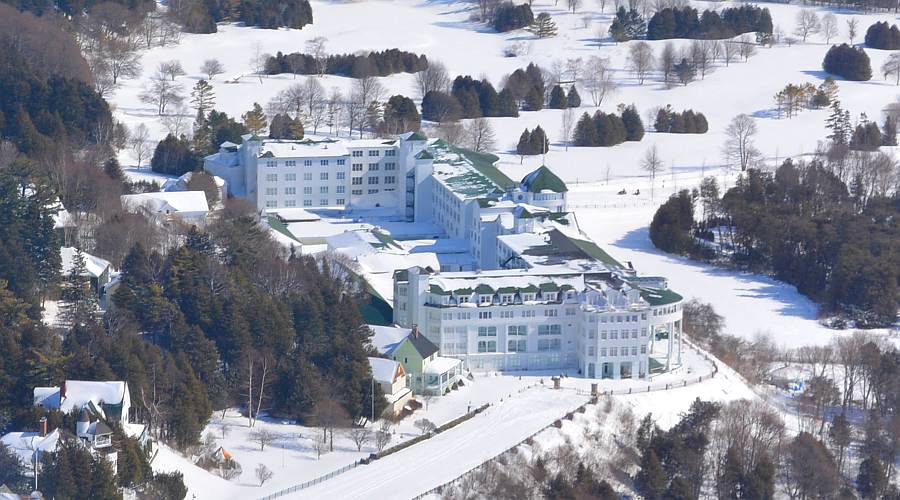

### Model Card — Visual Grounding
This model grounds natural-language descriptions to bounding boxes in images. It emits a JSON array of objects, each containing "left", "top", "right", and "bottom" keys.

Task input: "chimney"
[
  {"left": 411, "top": 324, "right": 419, "bottom": 338},
  {"left": 39, "top": 416, "right": 47, "bottom": 437},
  {"left": 59, "top": 381, "right": 66, "bottom": 401}
]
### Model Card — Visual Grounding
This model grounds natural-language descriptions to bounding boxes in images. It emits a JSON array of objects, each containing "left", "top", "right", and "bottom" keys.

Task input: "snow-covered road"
[{"left": 295, "top": 386, "right": 589, "bottom": 500}]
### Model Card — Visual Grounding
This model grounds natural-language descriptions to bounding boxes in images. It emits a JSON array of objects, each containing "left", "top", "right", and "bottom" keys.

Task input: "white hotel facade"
[{"left": 205, "top": 132, "right": 684, "bottom": 379}]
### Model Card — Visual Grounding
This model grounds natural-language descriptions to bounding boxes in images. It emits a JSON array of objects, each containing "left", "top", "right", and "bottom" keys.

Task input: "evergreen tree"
[
  {"left": 621, "top": 104, "right": 645, "bottom": 141},
  {"left": 857, "top": 457, "right": 888, "bottom": 499},
  {"left": 717, "top": 446, "right": 743, "bottom": 499},
  {"left": 516, "top": 129, "right": 532, "bottom": 160},
  {"left": 566, "top": 85, "right": 581, "bottom": 108},
  {"left": 150, "top": 134, "right": 201, "bottom": 176},
  {"left": 823, "top": 44, "right": 872, "bottom": 81},
  {"left": 881, "top": 116, "right": 897, "bottom": 146},
  {"left": 548, "top": 85, "right": 568, "bottom": 109},
  {"left": 59, "top": 248, "right": 98, "bottom": 329},
  {"left": 529, "top": 125, "right": 549, "bottom": 155},
  {"left": 421, "top": 91, "right": 463, "bottom": 122},
  {"left": 574, "top": 112, "right": 599, "bottom": 146},
  {"left": 190, "top": 80, "right": 216, "bottom": 115},
  {"left": 269, "top": 113, "right": 304, "bottom": 140},
  {"left": 675, "top": 58, "right": 696, "bottom": 85},
  {"left": 382, "top": 95, "right": 421, "bottom": 133},
  {"left": 529, "top": 12, "right": 558, "bottom": 38},
  {"left": 493, "top": 2, "right": 534, "bottom": 32},
  {"left": 826, "top": 100, "right": 851, "bottom": 145},
  {"left": 242, "top": 102, "right": 268, "bottom": 136},
  {"left": 636, "top": 449, "right": 667, "bottom": 500},
  {"left": 525, "top": 87, "right": 544, "bottom": 111},
  {"left": 497, "top": 88, "right": 519, "bottom": 117}
]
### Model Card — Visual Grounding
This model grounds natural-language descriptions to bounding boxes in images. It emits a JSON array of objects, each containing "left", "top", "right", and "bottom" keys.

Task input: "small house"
[
  {"left": 370, "top": 325, "right": 461, "bottom": 396},
  {"left": 367, "top": 357, "right": 412, "bottom": 416}
]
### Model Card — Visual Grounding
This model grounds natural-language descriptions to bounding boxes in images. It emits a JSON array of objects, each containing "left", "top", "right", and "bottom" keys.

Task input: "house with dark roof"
[
  {"left": 372, "top": 325, "right": 462, "bottom": 396},
  {"left": 512, "top": 165, "right": 568, "bottom": 213}
]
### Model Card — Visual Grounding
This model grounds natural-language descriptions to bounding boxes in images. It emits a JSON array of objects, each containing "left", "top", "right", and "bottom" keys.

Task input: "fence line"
[
  {"left": 258, "top": 461, "right": 361, "bottom": 500},
  {"left": 411, "top": 347, "right": 721, "bottom": 500}
]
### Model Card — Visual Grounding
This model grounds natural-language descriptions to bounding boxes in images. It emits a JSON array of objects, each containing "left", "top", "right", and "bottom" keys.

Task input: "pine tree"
[
  {"left": 529, "top": 12, "right": 558, "bottom": 38},
  {"left": 497, "top": 88, "right": 519, "bottom": 117},
  {"left": 621, "top": 104, "right": 645, "bottom": 141},
  {"left": 242, "top": 102, "right": 268, "bottom": 136},
  {"left": 636, "top": 449, "right": 667, "bottom": 500},
  {"left": 525, "top": 87, "right": 544, "bottom": 111},
  {"left": 530, "top": 125, "right": 549, "bottom": 155},
  {"left": 675, "top": 58, "right": 695, "bottom": 85},
  {"left": 516, "top": 129, "right": 532, "bottom": 161},
  {"left": 60, "top": 248, "right": 98, "bottom": 329},
  {"left": 566, "top": 86, "right": 581, "bottom": 108},
  {"left": 857, "top": 457, "right": 888, "bottom": 499},
  {"left": 882, "top": 116, "right": 897, "bottom": 146},
  {"left": 574, "top": 112, "right": 599, "bottom": 146},
  {"left": 548, "top": 85, "right": 568, "bottom": 109},
  {"left": 190, "top": 80, "right": 216, "bottom": 115},
  {"left": 826, "top": 100, "right": 849, "bottom": 145}
]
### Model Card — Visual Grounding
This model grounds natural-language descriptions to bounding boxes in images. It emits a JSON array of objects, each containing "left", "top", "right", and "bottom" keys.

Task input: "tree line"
[
  {"left": 265, "top": 49, "right": 427, "bottom": 78},
  {"left": 653, "top": 106, "right": 708, "bottom": 134},
  {"left": 647, "top": 5, "right": 773, "bottom": 41},
  {"left": 573, "top": 105, "right": 644, "bottom": 147}
]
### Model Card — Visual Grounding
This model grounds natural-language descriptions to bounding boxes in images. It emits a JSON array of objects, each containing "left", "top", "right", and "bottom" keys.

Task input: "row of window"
[
  {"left": 351, "top": 162, "right": 396, "bottom": 171},
  {"left": 588, "top": 345, "right": 646, "bottom": 357},
  {"left": 351, "top": 176, "right": 397, "bottom": 185},
  {"left": 476, "top": 338, "right": 562, "bottom": 353},
  {"left": 266, "top": 186, "right": 349, "bottom": 196},
  {"left": 475, "top": 324, "right": 561, "bottom": 336},
  {"left": 351, "top": 149, "right": 396, "bottom": 157},
  {"left": 265, "top": 172, "right": 347, "bottom": 182},
  {"left": 265, "top": 159, "right": 348, "bottom": 167},
  {"left": 265, "top": 198, "right": 347, "bottom": 208}
]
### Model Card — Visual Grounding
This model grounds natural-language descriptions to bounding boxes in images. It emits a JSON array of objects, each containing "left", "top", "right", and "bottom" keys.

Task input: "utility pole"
[{"left": 371, "top": 377, "right": 375, "bottom": 423}]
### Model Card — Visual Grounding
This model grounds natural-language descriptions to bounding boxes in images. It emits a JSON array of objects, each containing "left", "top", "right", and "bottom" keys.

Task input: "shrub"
[
  {"left": 266, "top": 49, "right": 427, "bottom": 77},
  {"left": 864, "top": 21, "right": 900, "bottom": 49},
  {"left": 822, "top": 44, "right": 872, "bottom": 81},
  {"left": 151, "top": 134, "right": 201, "bottom": 176},
  {"left": 421, "top": 91, "right": 463, "bottom": 122},
  {"left": 654, "top": 106, "right": 708, "bottom": 133},
  {"left": 493, "top": 2, "right": 534, "bottom": 32}
]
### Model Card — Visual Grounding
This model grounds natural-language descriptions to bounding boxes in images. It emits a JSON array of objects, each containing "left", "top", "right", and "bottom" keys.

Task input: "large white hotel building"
[{"left": 204, "top": 132, "right": 683, "bottom": 379}]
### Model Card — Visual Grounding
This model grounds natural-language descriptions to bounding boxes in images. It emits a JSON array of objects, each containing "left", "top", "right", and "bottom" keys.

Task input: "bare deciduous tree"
[
  {"left": 375, "top": 420, "right": 393, "bottom": 452},
  {"left": 560, "top": 108, "right": 575, "bottom": 151},
  {"left": 738, "top": 34, "right": 756, "bottom": 61},
  {"left": 129, "top": 123, "right": 151, "bottom": 168},
  {"left": 883, "top": 53, "right": 900, "bottom": 85},
  {"left": 847, "top": 18, "right": 859, "bottom": 45},
  {"left": 352, "top": 76, "right": 385, "bottom": 138},
  {"left": 347, "top": 427, "right": 371, "bottom": 452},
  {"left": 641, "top": 145, "right": 664, "bottom": 199},
  {"left": 249, "top": 429, "right": 275, "bottom": 451},
  {"left": 201, "top": 59, "right": 225, "bottom": 80},
  {"left": 313, "top": 399, "right": 351, "bottom": 451},
  {"left": 794, "top": 10, "right": 820, "bottom": 43},
  {"left": 158, "top": 60, "right": 185, "bottom": 81},
  {"left": 722, "top": 114, "right": 760, "bottom": 171},
  {"left": 305, "top": 36, "right": 328, "bottom": 77},
  {"left": 139, "top": 74, "right": 185, "bottom": 115},
  {"left": 628, "top": 41, "right": 655, "bottom": 85},
  {"left": 303, "top": 77, "right": 327, "bottom": 134},
  {"left": 249, "top": 42, "right": 269, "bottom": 84},
  {"left": 255, "top": 463, "right": 273, "bottom": 487},
  {"left": 582, "top": 56, "right": 617, "bottom": 105},
  {"left": 414, "top": 418, "right": 437, "bottom": 435},
  {"left": 821, "top": 13, "right": 838, "bottom": 44},
  {"left": 464, "top": 118, "right": 496, "bottom": 152},
  {"left": 659, "top": 41, "right": 676, "bottom": 87},
  {"left": 415, "top": 60, "right": 451, "bottom": 98}
]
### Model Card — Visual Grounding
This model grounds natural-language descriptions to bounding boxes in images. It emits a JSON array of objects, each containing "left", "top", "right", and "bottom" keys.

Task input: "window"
[
  {"left": 477, "top": 340, "right": 496, "bottom": 353},
  {"left": 385, "top": 162, "right": 396, "bottom": 171},
  {"left": 320, "top": 172, "right": 329, "bottom": 181},
  {"left": 641, "top": 345, "right": 647, "bottom": 354},
  {"left": 336, "top": 172, "right": 345, "bottom": 180},
  {"left": 304, "top": 160, "right": 312, "bottom": 166},
  {"left": 631, "top": 346, "right": 638, "bottom": 356},
  {"left": 456, "top": 312, "right": 470, "bottom": 320},
  {"left": 600, "top": 348, "right": 607, "bottom": 357},
  {"left": 265, "top": 174, "right": 277, "bottom": 182},
  {"left": 265, "top": 200, "right": 277, "bottom": 208},
  {"left": 478, "top": 311, "right": 492, "bottom": 319},
  {"left": 336, "top": 198, "right": 345, "bottom": 205},
  {"left": 610, "top": 330, "right": 618, "bottom": 340},
  {"left": 352, "top": 177, "right": 363, "bottom": 185},
  {"left": 352, "top": 189, "right": 363, "bottom": 195},
  {"left": 600, "top": 316, "right": 608, "bottom": 323},
  {"left": 522, "top": 310, "right": 536, "bottom": 318},
  {"left": 368, "top": 150, "right": 380, "bottom": 157},
  {"left": 303, "top": 199, "right": 312, "bottom": 207},
  {"left": 641, "top": 328, "right": 648, "bottom": 337},
  {"left": 544, "top": 292, "right": 557, "bottom": 301},
  {"left": 545, "top": 309, "right": 557, "bottom": 317},
  {"left": 285, "top": 173, "right": 296, "bottom": 181},
  {"left": 352, "top": 150, "right": 363, "bottom": 157},
  {"left": 632, "top": 329, "right": 638, "bottom": 339},
  {"left": 479, "top": 295, "right": 492, "bottom": 304},
  {"left": 320, "top": 186, "right": 328, "bottom": 194},
  {"left": 266, "top": 160, "right": 277, "bottom": 167},
  {"left": 303, "top": 187, "right": 313, "bottom": 195},
  {"left": 600, "top": 330, "right": 607, "bottom": 340},
  {"left": 385, "top": 176, "right": 396, "bottom": 184},
  {"left": 508, "top": 339, "right": 527, "bottom": 352},
  {"left": 368, "top": 189, "right": 379, "bottom": 194},
  {"left": 538, "top": 339, "right": 561, "bottom": 351},
  {"left": 508, "top": 325, "right": 527, "bottom": 336},
  {"left": 632, "top": 315, "right": 638, "bottom": 322},
  {"left": 522, "top": 293, "right": 536, "bottom": 301},
  {"left": 336, "top": 186, "right": 345, "bottom": 194},
  {"left": 588, "top": 330, "right": 595, "bottom": 339},
  {"left": 285, "top": 160, "right": 296, "bottom": 167},
  {"left": 610, "top": 347, "right": 618, "bottom": 357},
  {"left": 499, "top": 310, "right": 514, "bottom": 318},
  {"left": 641, "top": 313, "right": 647, "bottom": 320},
  {"left": 303, "top": 172, "right": 313, "bottom": 181},
  {"left": 265, "top": 187, "right": 277, "bottom": 196},
  {"left": 385, "top": 149, "right": 396, "bottom": 157},
  {"left": 538, "top": 324, "right": 561, "bottom": 335},
  {"left": 352, "top": 163, "right": 363, "bottom": 172},
  {"left": 284, "top": 187, "right": 296, "bottom": 195},
  {"left": 369, "top": 163, "right": 379, "bottom": 171},
  {"left": 617, "top": 315, "right": 623, "bottom": 323},
  {"left": 284, "top": 200, "right": 296, "bottom": 207},
  {"left": 477, "top": 326, "right": 497, "bottom": 337},
  {"left": 320, "top": 198, "right": 328, "bottom": 205},
  {"left": 566, "top": 308, "right": 577, "bottom": 316},
  {"left": 320, "top": 160, "right": 329, "bottom": 166},
  {"left": 588, "top": 346, "right": 595, "bottom": 356},
  {"left": 368, "top": 177, "right": 379, "bottom": 185}
]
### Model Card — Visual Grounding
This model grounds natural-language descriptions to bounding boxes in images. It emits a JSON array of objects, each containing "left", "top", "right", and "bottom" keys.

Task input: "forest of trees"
[
  {"left": 647, "top": 5, "right": 773, "bottom": 40},
  {"left": 650, "top": 158, "right": 899, "bottom": 326},
  {"left": 265, "top": 49, "right": 428, "bottom": 78},
  {"left": 169, "top": 0, "right": 313, "bottom": 33}
]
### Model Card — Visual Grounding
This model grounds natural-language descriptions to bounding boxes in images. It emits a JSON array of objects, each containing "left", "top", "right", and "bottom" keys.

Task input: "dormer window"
[
  {"left": 523, "top": 293, "right": 536, "bottom": 301},
  {"left": 479, "top": 295, "right": 491, "bottom": 304},
  {"left": 501, "top": 294, "right": 514, "bottom": 304},
  {"left": 544, "top": 292, "right": 557, "bottom": 301}
]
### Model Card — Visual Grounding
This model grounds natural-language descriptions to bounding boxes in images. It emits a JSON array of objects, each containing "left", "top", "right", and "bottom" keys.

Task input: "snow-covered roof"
[
  {"left": 427, "top": 139, "right": 513, "bottom": 200},
  {"left": 121, "top": 191, "right": 209, "bottom": 215},
  {"left": 267, "top": 208, "right": 321, "bottom": 222},
  {"left": 368, "top": 325, "right": 411, "bottom": 355},
  {"left": 520, "top": 165, "right": 568, "bottom": 193},
  {"left": 346, "top": 139, "right": 398, "bottom": 148},
  {"left": 60, "top": 247, "right": 111, "bottom": 279},
  {"left": 0, "top": 429, "right": 59, "bottom": 465},
  {"left": 33, "top": 381, "right": 127, "bottom": 414},
  {"left": 161, "top": 171, "right": 226, "bottom": 193},
  {"left": 424, "top": 356, "right": 461, "bottom": 375},
  {"left": 426, "top": 269, "right": 587, "bottom": 296},
  {"left": 368, "top": 357, "right": 401, "bottom": 385},
  {"left": 259, "top": 140, "right": 349, "bottom": 158}
]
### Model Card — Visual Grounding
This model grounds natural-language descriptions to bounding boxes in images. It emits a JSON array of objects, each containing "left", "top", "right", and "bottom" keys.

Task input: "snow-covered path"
[{"left": 295, "top": 386, "right": 589, "bottom": 500}]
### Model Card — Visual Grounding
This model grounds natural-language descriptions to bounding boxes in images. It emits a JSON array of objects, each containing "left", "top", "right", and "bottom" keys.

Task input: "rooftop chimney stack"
[
  {"left": 39, "top": 416, "right": 47, "bottom": 437},
  {"left": 59, "top": 380, "right": 66, "bottom": 401}
]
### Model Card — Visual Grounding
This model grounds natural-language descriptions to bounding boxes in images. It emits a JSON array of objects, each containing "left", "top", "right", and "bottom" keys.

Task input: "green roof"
[
  {"left": 266, "top": 216, "right": 300, "bottom": 243},
  {"left": 521, "top": 284, "right": 540, "bottom": 293},
  {"left": 428, "top": 139, "right": 515, "bottom": 197},
  {"left": 539, "top": 283, "right": 559, "bottom": 292},
  {"left": 372, "top": 230, "right": 402, "bottom": 250},
  {"left": 416, "top": 150, "right": 434, "bottom": 160},
  {"left": 497, "top": 286, "right": 518, "bottom": 294},
  {"left": 429, "top": 284, "right": 451, "bottom": 295},
  {"left": 567, "top": 236, "right": 624, "bottom": 269},
  {"left": 407, "top": 131, "right": 428, "bottom": 141},
  {"left": 519, "top": 208, "right": 535, "bottom": 219},
  {"left": 454, "top": 287, "right": 473, "bottom": 295},
  {"left": 639, "top": 287, "right": 684, "bottom": 306},
  {"left": 474, "top": 284, "right": 494, "bottom": 294},
  {"left": 521, "top": 165, "right": 568, "bottom": 193}
]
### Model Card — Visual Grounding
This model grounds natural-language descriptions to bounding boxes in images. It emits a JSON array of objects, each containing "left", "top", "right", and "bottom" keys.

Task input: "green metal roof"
[
  {"left": 539, "top": 283, "right": 559, "bottom": 292},
  {"left": 521, "top": 165, "right": 568, "bottom": 193},
  {"left": 521, "top": 284, "right": 540, "bottom": 293},
  {"left": 474, "top": 284, "right": 494, "bottom": 294},
  {"left": 497, "top": 286, "right": 517, "bottom": 294},
  {"left": 266, "top": 216, "right": 301, "bottom": 243},
  {"left": 639, "top": 287, "right": 684, "bottom": 306},
  {"left": 416, "top": 150, "right": 434, "bottom": 160},
  {"left": 407, "top": 131, "right": 428, "bottom": 141},
  {"left": 454, "top": 287, "right": 473, "bottom": 295},
  {"left": 428, "top": 139, "right": 515, "bottom": 197},
  {"left": 429, "top": 284, "right": 451, "bottom": 295},
  {"left": 567, "top": 236, "right": 624, "bottom": 269}
]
